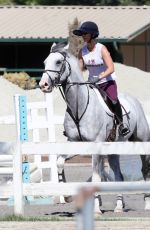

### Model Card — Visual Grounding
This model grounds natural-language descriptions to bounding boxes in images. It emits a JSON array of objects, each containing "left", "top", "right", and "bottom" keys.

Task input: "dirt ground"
[
  {"left": 1, "top": 194, "right": 150, "bottom": 218},
  {"left": 0, "top": 220, "right": 150, "bottom": 230}
]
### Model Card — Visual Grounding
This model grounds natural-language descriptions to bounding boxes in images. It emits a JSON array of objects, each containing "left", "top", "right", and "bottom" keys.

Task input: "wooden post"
[
  {"left": 46, "top": 93, "right": 65, "bottom": 203},
  {"left": 46, "top": 93, "right": 58, "bottom": 183}
]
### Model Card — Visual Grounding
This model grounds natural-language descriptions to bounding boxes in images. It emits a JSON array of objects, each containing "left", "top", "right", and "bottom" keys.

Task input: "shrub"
[{"left": 3, "top": 72, "right": 37, "bottom": 89}]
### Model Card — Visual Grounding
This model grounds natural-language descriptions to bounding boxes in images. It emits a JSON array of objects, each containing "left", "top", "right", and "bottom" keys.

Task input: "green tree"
[
  {"left": 0, "top": 0, "right": 13, "bottom": 4},
  {"left": 0, "top": 0, "right": 149, "bottom": 5},
  {"left": 96, "top": 0, "right": 150, "bottom": 5}
]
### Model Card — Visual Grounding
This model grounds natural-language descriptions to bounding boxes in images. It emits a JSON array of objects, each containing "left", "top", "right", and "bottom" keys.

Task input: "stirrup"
[{"left": 118, "top": 123, "right": 130, "bottom": 136}]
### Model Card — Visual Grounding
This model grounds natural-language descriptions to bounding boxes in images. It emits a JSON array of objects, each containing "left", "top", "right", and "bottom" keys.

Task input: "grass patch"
[
  {"left": 0, "top": 215, "right": 66, "bottom": 221},
  {"left": 95, "top": 217, "right": 150, "bottom": 221},
  {"left": 0, "top": 215, "right": 149, "bottom": 222}
]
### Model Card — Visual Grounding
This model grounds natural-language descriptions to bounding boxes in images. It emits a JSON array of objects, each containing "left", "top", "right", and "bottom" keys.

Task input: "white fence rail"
[
  {"left": 1, "top": 180, "right": 150, "bottom": 197},
  {"left": 22, "top": 141, "right": 150, "bottom": 156}
]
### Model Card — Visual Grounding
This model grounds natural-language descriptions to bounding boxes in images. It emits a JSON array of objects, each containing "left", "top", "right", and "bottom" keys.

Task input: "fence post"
[
  {"left": 46, "top": 93, "right": 65, "bottom": 203},
  {"left": 46, "top": 93, "right": 58, "bottom": 182},
  {"left": 13, "top": 95, "right": 24, "bottom": 215}
]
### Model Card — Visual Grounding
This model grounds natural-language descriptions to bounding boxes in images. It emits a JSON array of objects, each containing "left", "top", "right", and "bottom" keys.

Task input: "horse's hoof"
[
  {"left": 94, "top": 211, "right": 102, "bottom": 217},
  {"left": 115, "top": 197, "right": 125, "bottom": 213},
  {"left": 145, "top": 206, "right": 150, "bottom": 210},
  {"left": 145, "top": 203, "right": 150, "bottom": 210},
  {"left": 53, "top": 195, "right": 69, "bottom": 204},
  {"left": 114, "top": 208, "right": 124, "bottom": 213},
  {"left": 144, "top": 196, "right": 150, "bottom": 210},
  {"left": 64, "top": 196, "right": 73, "bottom": 203}
]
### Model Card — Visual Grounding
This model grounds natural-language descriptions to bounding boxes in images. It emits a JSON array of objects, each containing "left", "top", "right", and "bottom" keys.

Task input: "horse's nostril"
[{"left": 45, "top": 82, "right": 48, "bottom": 86}]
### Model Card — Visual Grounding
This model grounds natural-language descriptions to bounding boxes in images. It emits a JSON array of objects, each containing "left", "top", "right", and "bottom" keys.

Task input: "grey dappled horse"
[{"left": 39, "top": 43, "right": 150, "bottom": 212}]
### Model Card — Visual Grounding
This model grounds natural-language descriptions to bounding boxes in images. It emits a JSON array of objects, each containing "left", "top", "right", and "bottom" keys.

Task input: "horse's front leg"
[
  {"left": 141, "top": 155, "right": 150, "bottom": 210},
  {"left": 108, "top": 154, "right": 125, "bottom": 213},
  {"left": 57, "top": 149, "right": 77, "bottom": 203},
  {"left": 56, "top": 155, "right": 68, "bottom": 203},
  {"left": 92, "top": 155, "right": 104, "bottom": 213},
  {"left": 57, "top": 155, "right": 66, "bottom": 182}
]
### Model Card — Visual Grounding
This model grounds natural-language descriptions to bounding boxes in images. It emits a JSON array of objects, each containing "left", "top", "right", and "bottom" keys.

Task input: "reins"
[{"left": 59, "top": 82, "right": 90, "bottom": 141}]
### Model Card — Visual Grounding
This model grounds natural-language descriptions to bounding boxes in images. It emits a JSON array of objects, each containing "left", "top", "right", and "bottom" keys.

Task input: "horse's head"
[{"left": 39, "top": 43, "right": 71, "bottom": 93}]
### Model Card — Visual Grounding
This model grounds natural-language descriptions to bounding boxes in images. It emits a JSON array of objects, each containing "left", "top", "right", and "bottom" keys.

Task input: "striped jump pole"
[{"left": 13, "top": 95, "right": 29, "bottom": 215}]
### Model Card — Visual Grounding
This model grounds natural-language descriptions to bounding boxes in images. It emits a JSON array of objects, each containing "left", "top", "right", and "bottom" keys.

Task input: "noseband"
[{"left": 44, "top": 51, "right": 71, "bottom": 87}]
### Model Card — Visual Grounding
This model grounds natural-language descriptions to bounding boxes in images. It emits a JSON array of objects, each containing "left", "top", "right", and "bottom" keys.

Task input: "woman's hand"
[
  {"left": 99, "top": 71, "right": 106, "bottom": 79},
  {"left": 90, "top": 76, "right": 100, "bottom": 84}
]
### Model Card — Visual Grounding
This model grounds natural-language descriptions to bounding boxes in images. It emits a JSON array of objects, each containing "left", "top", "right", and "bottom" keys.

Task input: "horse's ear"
[
  {"left": 50, "top": 43, "right": 56, "bottom": 52},
  {"left": 63, "top": 43, "right": 69, "bottom": 51}
]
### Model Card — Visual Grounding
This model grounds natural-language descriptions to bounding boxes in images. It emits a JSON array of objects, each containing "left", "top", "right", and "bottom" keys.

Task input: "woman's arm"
[{"left": 99, "top": 45, "right": 114, "bottom": 79}]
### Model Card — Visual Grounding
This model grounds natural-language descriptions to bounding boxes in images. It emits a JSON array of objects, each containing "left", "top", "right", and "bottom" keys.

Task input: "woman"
[{"left": 73, "top": 21, "right": 129, "bottom": 136}]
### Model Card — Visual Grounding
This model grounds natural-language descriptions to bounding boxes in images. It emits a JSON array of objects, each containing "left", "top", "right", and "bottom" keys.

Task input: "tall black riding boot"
[{"left": 107, "top": 99, "right": 130, "bottom": 136}]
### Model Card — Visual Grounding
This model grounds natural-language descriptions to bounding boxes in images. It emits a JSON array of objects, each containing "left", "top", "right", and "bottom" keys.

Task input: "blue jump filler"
[
  {"left": 19, "top": 96, "right": 33, "bottom": 203},
  {"left": 19, "top": 96, "right": 28, "bottom": 141}
]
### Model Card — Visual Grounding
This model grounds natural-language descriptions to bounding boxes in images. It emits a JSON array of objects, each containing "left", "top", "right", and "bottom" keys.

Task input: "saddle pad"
[{"left": 93, "top": 88, "right": 130, "bottom": 116}]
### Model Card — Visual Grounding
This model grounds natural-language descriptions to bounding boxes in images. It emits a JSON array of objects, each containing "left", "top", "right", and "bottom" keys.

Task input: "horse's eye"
[{"left": 56, "top": 60, "right": 61, "bottom": 65}]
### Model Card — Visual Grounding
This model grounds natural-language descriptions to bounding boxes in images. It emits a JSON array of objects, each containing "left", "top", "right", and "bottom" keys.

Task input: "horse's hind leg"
[
  {"left": 141, "top": 155, "right": 150, "bottom": 210},
  {"left": 135, "top": 112, "right": 150, "bottom": 210},
  {"left": 108, "top": 154, "right": 125, "bottom": 212}
]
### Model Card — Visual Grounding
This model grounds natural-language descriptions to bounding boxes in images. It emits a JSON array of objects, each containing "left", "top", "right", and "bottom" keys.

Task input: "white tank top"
[{"left": 81, "top": 43, "right": 116, "bottom": 84}]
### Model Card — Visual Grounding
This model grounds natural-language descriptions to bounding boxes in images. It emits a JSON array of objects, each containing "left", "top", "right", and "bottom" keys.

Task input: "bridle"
[
  {"left": 43, "top": 51, "right": 90, "bottom": 141},
  {"left": 43, "top": 51, "right": 71, "bottom": 87}
]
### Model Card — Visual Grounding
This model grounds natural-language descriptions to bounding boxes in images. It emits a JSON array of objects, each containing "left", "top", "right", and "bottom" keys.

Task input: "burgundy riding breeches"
[{"left": 96, "top": 80, "right": 118, "bottom": 103}]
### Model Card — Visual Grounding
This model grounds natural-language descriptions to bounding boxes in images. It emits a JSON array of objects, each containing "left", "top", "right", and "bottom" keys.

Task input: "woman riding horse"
[
  {"left": 73, "top": 21, "right": 129, "bottom": 136},
  {"left": 39, "top": 41, "right": 150, "bottom": 212}
]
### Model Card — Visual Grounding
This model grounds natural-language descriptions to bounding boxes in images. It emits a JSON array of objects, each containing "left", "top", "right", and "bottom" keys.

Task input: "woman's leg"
[{"left": 97, "top": 81, "right": 129, "bottom": 136}]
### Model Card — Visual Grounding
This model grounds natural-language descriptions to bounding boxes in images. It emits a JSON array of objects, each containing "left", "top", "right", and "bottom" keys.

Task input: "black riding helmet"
[{"left": 73, "top": 21, "right": 99, "bottom": 38}]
